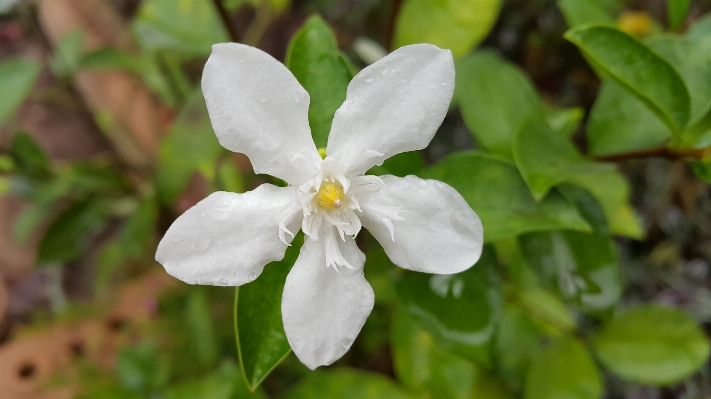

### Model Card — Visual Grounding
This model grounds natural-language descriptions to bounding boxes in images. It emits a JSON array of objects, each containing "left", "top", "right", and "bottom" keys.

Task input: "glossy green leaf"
[
  {"left": 156, "top": 90, "right": 223, "bottom": 205},
  {"left": 423, "top": 152, "right": 592, "bottom": 241},
  {"left": 557, "top": 183, "right": 609, "bottom": 235},
  {"left": 392, "top": 246, "right": 501, "bottom": 364},
  {"left": 393, "top": 0, "right": 502, "bottom": 59},
  {"left": 0, "top": 58, "right": 41, "bottom": 125},
  {"left": 132, "top": 0, "right": 228, "bottom": 56},
  {"left": 117, "top": 341, "right": 171, "bottom": 395},
  {"left": 558, "top": 0, "right": 615, "bottom": 28},
  {"left": 495, "top": 304, "right": 544, "bottom": 390},
  {"left": 10, "top": 132, "right": 50, "bottom": 178},
  {"left": 565, "top": 25, "right": 690, "bottom": 133},
  {"left": 593, "top": 305, "right": 710, "bottom": 385},
  {"left": 456, "top": 51, "right": 539, "bottom": 158},
  {"left": 37, "top": 199, "right": 109, "bottom": 264},
  {"left": 519, "top": 231, "right": 621, "bottom": 312},
  {"left": 587, "top": 80, "right": 671, "bottom": 156},
  {"left": 120, "top": 197, "right": 158, "bottom": 260},
  {"left": 567, "top": 171, "right": 643, "bottom": 239},
  {"left": 392, "top": 309, "right": 475, "bottom": 399},
  {"left": 544, "top": 106, "right": 584, "bottom": 138},
  {"left": 513, "top": 114, "right": 615, "bottom": 201},
  {"left": 668, "top": 0, "right": 690, "bottom": 30},
  {"left": 286, "top": 15, "right": 352, "bottom": 148},
  {"left": 281, "top": 369, "right": 416, "bottom": 399},
  {"left": 517, "top": 288, "right": 576, "bottom": 333},
  {"left": 235, "top": 236, "right": 302, "bottom": 390},
  {"left": 525, "top": 337, "right": 602, "bottom": 399}
]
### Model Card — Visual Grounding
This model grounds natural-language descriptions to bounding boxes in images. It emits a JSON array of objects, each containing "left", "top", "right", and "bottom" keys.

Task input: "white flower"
[{"left": 155, "top": 42, "right": 484, "bottom": 369}]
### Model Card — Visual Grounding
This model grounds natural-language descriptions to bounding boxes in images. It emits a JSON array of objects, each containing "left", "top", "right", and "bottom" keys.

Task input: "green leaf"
[
  {"left": 156, "top": 90, "right": 223, "bottom": 205},
  {"left": 117, "top": 341, "right": 171, "bottom": 395},
  {"left": 393, "top": 0, "right": 502, "bottom": 59},
  {"left": 587, "top": 80, "right": 671, "bottom": 156},
  {"left": 391, "top": 309, "right": 475, "bottom": 399},
  {"left": 94, "top": 239, "right": 124, "bottom": 294},
  {"left": 286, "top": 15, "right": 352, "bottom": 148},
  {"left": 368, "top": 151, "right": 423, "bottom": 178},
  {"left": 565, "top": 25, "right": 690, "bottom": 133},
  {"left": 495, "top": 304, "right": 544, "bottom": 390},
  {"left": 687, "top": 13, "right": 711, "bottom": 39},
  {"left": 0, "top": 58, "right": 41, "bottom": 125},
  {"left": 513, "top": 114, "right": 615, "bottom": 201},
  {"left": 132, "top": 0, "right": 228, "bottom": 56},
  {"left": 692, "top": 160, "right": 711, "bottom": 183},
  {"left": 37, "top": 199, "right": 109, "bottom": 264},
  {"left": 119, "top": 197, "right": 158, "bottom": 259},
  {"left": 12, "top": 203, "right": 52, "bottom": 244},
  {"left": 80, "top": 47, "right": 149, "bottom": 72},
  {"left": 544, "top": 105, "right": 584, "bottom": 138},
  {"left": 517, "top": 288, "right": 576, "bottom": 333},
  {"left": 524, "top": 337, "right": 602, "bottom": 399},
  {"left": 281, "top": 369, "right": 416, "bottom": 399},
  {"left": 186, "top": 287, "right": 219, "bottom": 368},
  {"left": 593, "top": 305, "right": 710, "bottom": 385},
  {"left": 456, "top": 51, "right": 540, "bottom": 158},
  {"left": 50, "top": 30, "right": 84, "bottom": 78},
  {"left": 557, "top": 183, "right": 609, "bottom": 235},
  {"left": 392, "top": 246, "right": 501, "bottom": 365},
  {"left": 423, "top": 151, "right": 592, "bottom": 241},
  {"left": 165, "top": 361, "right": 266, "bottom": 399},
  {"left": 10, "top": 132, "right": 50, "bottom": 178},
  {"left": 558, "top": 0, "right": 615, "bottom": 28},
  {"left": 235, "top": 236, "right": 302, "bottom": 390},
  {"left": 519, "top": 231, "right": 621, "bottom": 312},
  {"left": 668, "top": 0, "right": 690, "bottom": 30}
]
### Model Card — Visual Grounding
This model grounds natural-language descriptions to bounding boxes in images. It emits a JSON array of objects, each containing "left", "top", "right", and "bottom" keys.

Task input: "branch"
[{"left": 594, "top": 146, "right": 708, "bottom": 162}]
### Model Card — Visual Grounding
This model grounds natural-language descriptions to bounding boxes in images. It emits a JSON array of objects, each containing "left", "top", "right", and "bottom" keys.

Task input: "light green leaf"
[
  {"left": 513, "top": 114, "right": 615, "bottom": 201},
  {"left": 593, "top": 305, "right": 710, "bottom": 385},
  {"left": 391, "top": 309, "right": 475, "bottom": 399},
  {"left": 12, "top": 203, "right": 52, "bottom": 244},
  {"left": 544, "top": 105, "right": 584, "bottom": 138},
  {"left": 517, "top": 288, "right": 576, "bottom": 333},
  {"left": 119, "top": 197, "right": 157, "bottom": 259},
  {"left": 50, "top": 30, "right": 84, "bottom": 78},
  {"left": 156, "top": 90, "right": 223, "bottom": 205},
  {"left": 286, "top": 15, "right": 352, "bottom": 148},
  {"left": 557, "top": 183, "right": 609, "bottom": 235},
  {"left": 565, "top": 25, "right": 690, "bottom": 133},
  {"left": 423, "top": 151, "right": 592, "bottom": 241},
  {"left": 668, "top": 0, "right": 691, "bottom": 30},
  {"left": 235, "top": 236, "right": 301, "bottom": 390},
  {"left": 687, "top": 13, "right": 711, "bottom": 39},
  {"left": 519, "top": 231, "right": 621, "bottom": 312},
  {"left": 165, "top": 361, "right": 266, "bottom": 399},
  {"left": 393, "top": 0, "right": 502, "bottom": 59},
  {"left": 0, "top": 59, "right": 41, "bottom": 125},
  {"left": 392, "top": 247, "right": 501, "bottom": 365},
  {"left": 80, "top": 47, "right": 149, "bottom": 72},
  {"left": 186, "top": 287, "right": 219, "bottom": 368},
  {"left": 117, "top": 341, "right": 171, "bottom": 395},
  {"left": 281, "top": 369, "right": 416, "bottom": 399},
  {"left": 557, "top": 0, "right": 615, "bottom": 28},
  {"left": 456, "top": 51, "right": 539, "bottom": 158},
  {"left": 525, "top": 337, "right": 602, "bottom": 399},
  {"left": 132, "top": 0, "right": 228, "bottom": 56}
]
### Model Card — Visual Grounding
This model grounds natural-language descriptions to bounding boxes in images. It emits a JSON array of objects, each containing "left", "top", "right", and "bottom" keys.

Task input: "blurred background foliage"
[{"left": 1, "top": 0, "right": 711, "bottom": 398}]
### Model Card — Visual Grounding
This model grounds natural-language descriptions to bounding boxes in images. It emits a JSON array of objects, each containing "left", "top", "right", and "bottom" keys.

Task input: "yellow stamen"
[
  {"left": 316, "top": 182, "right": 344, "bottom": 209},
  {"left": 318, "top": 148, "right": 327, "bottom": 159}
]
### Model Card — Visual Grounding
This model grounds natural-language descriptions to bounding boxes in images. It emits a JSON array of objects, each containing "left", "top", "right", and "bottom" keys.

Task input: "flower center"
[{"left": 316, "top": 182, "right": 344, "bottom": 209}]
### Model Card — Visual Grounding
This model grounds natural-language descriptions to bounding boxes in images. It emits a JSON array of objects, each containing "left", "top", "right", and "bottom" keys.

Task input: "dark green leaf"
[
  {"left": 513, "top": 114, "right": 615, "bottom": 201},
  {"left": 495, "top": 304, "right": 544, "bottom": 390},
  {"left": 519, "top": 231, "right": 621, "bottom": 312},
  {"left": 286, "top": 15, "right": 352, "bottom": 148},
  {"left": 165, "top": 361, "right": 267, "bottom": 399},
  {"left": 456, "top": 51, "right": 539, "bottom": 158},
  {"left": 235, "top": 235, "right": 302, "bottom": 390},
  {"left": 668, "top": 0, "right": 691, "bottom": 30},
  {"left": 391, "top": 309, "right": 475, "bottom": 399},
  {"left": 565, "top": 25, "right": 690, "bottom": 133},
  {"left": 120, "top": 197, "right": 158, "bottom": 259},
  {"left": 593, "top": 305, "right": 710, "bottom": 385},
  {"left": 281, "top": 369, "right": 416, "bottom": 399},
  {"left": 692, "top": 160, "right": 711, "bottom": 183},
  {"left": 132, "top": 0, "right": 228, "bottom": 56},
  {"left": 557, "top": 0, "right": 615, "bottom": 28},
  {"left": 0, "top": 58, "right": 41, "bottom": 125},
  {"left": 10, "top": 132, "right": 50, "bottom": 178},
  {"left": 37, "top": 199, "right": 109, "bottom": 264},
  {"left": 368, "top": 151, "right": 423, "bottom": 178},
  {"left": 117, "top": 341, "right": 171, "bottom": 395},
  {"left": 393, "top": 0, "right": 502, "bottom": 59},
  {"left": 156, "top": 90, "right": 223, "bottom": 205},
  {"left": 525, "top": 337, "right": 602, "bottom": 399},
  {"left": 423, "top": 152, "right": 592, "bottom": 241},
  {"left": 557, "top": 183, "right": 609, "bottom": 235},
  {"left": 393, "top": 246, "right": 501, "bottom": 365}
]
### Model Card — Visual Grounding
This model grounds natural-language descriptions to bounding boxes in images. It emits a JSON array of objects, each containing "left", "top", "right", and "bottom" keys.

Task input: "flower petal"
[
  {"left": 281, "top": 228, "right": 374, "bottom": 369},
  {"left": 360, "top": 175, "right": 483, "bottom": 274},
  {"left": 155, "top": 184, "right": 301, "bottom": 286},
  {"left": 326, "top": 44, "right": 454, "bottom": 175},
  {"left": 202, "top": 43, "right": 321, "bottom": 185}
]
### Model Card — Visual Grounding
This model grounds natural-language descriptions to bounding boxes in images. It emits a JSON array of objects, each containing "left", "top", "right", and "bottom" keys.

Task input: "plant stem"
[
  {"left": 212, "top": 0, "right": 241, "bottom": 43},
  {"left": 594, "top": 146, "right": 709, "bottom": 162}
]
